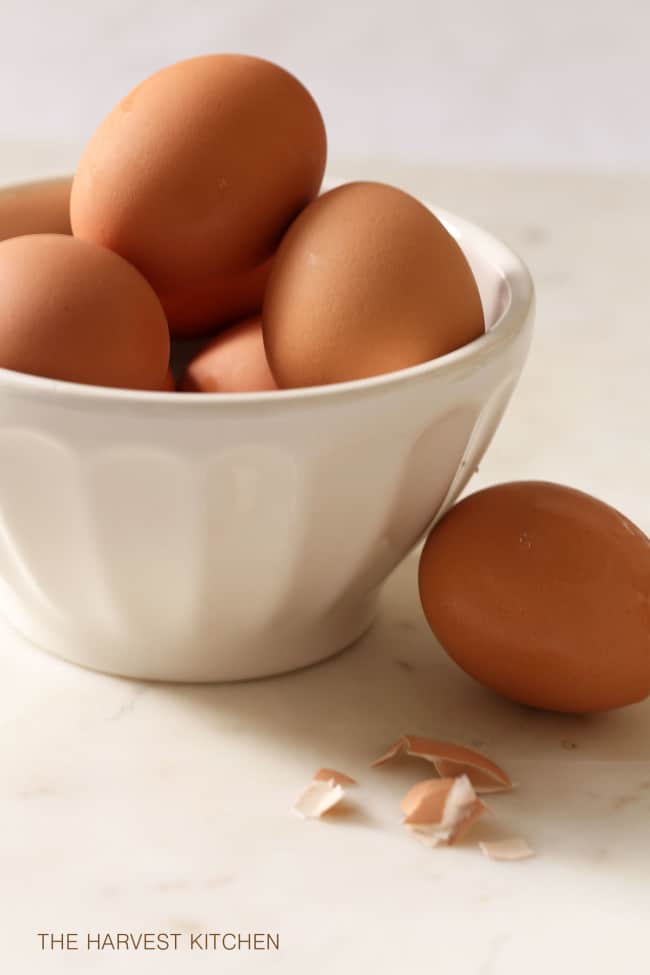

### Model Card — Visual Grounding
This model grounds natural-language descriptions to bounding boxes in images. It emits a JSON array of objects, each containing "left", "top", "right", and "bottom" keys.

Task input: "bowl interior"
[
  {"left": 452, "top": 222, "right": 510, "bottom": 334},
  {"left": 0, "top": 189, "right": 531, "bottom": 407}
]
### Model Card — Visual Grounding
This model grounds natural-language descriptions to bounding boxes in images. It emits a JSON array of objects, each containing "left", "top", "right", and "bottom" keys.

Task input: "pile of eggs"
[
  {"left": 0, "top": 55, "right": 647, "bottom": 716},
  {"left": 0, "top": 54, "right": 484, "bottom": 393}
]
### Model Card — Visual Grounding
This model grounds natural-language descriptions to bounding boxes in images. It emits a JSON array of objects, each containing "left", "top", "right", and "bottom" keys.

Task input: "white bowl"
[{"left": 0, "top": 204, "right": 534, "bottom": 681}]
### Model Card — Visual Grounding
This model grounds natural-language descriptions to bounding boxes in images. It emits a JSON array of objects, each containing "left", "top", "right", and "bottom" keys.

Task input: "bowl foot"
[{"left": 1, "top": 593, "right": 379, "bottom": 683}]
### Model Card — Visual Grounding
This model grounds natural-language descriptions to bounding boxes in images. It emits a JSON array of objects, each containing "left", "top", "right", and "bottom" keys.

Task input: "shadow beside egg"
[{"left": 147, "top": 552, "right": 650, "bottom": 873}]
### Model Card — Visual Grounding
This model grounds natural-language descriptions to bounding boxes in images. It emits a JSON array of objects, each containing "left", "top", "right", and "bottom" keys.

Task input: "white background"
[{"left": 2, "top": 0, "right": 650, "bottom": 168}]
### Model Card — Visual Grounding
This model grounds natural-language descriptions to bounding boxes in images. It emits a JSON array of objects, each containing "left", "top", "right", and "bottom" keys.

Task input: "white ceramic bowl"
[{"left": 0, "top": 204, "right": 534, "bottom": 681}]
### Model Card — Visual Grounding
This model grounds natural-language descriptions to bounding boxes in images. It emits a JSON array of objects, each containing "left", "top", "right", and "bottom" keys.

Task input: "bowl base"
[{"left": 0, "top": 594, "right": 379, "bottom": 683}]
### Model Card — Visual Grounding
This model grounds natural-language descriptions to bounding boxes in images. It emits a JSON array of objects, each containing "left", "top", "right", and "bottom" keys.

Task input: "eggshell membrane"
[
  {"left": 71, "top": 54, "right": 326, "bottom": 322},
  {"left": 263, "top": 181, "right": 484, "bottom": 387},
  {"left": 0, "top": 234, "right": 169, "bottom": 390},
  {"left": 370, "top": 734, "right": 512, "bottom": 793},
  {"left": 0, "top": 177, "right": 72, "bottom": 242},
  {"left": 419, "top": 481, "right": 650, "bottom": 714},
  {"left": 180, "top": 316, "right": 277, "bottom": 393},
  {"left": 401, "top": 775, "right": 487, "bottom": 842},
  {"left": 406, "top": 826, "right": 453, "bottom": 849},
  {"left": 164, "top": 258, "right": 272, "bottom": 339},
  {"left": 400, "top": 778, "right": 453, "bottom": 823},
  {"left": 292, "top": 779, "right": 346, "bottom": 819}
]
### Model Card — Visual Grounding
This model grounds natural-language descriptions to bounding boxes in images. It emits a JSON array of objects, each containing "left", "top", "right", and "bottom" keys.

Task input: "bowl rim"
[{"left": 0, "top": 200, "right": 534, "bottom": 411}]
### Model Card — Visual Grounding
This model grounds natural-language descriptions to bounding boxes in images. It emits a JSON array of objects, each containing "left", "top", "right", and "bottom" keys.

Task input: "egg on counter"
[
  {"left": 165, "top": 258, "right": 272, "bottom": 339},
  {"left": 262, "top": 181, "right": 484, "bottom": 387},
  {"left": 180, "top": 315, "right": 277, "bottom": 393},
  {"left": 0, "top": 177, "right": 72, "bottom": 241},
  {"left": 0, "top": 234, "right": 169, "bottom": 389},
  {"left": 71, "top": 54, "right": 326, "bottom": 332},
  {"left": 418, "top": 481, "right": 650, "bottom": 714}
]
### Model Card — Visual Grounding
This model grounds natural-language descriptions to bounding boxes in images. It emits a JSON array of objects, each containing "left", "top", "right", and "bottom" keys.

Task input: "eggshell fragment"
[
  {"left": 419, "top": 481, "right": 650, "bottom": 713},
  {"left": 263, "top": 181, "right": 484, "bottom": 387},
  {"left": 400, "top": 778, "right": 454, "bottom": 823},
  {"left": 401, "top": 775, "right": 487, "bottom": 845},
  {"left": 312, "top": 768, "right": 357, "bottom": 786},
  {"left": 370, "top": 734, "right": 512, "bottom": 793},
  {"left": 292, "top": 780, "right": 346, "bottom": 819},
  {"left": 292, "top": 766, "right": 357, "bottom": 818},
  {"left": 479, "top": 838, "right": 535, "bottom": 861},
  {"left": 407, "top": 826, "right": 453, "bottom": 849},
  {"left": 180, "top": 316, "right": 277, "bottom": 393},
  {"left": 0, "top": 177, "right": 72, "bottom": 242}
]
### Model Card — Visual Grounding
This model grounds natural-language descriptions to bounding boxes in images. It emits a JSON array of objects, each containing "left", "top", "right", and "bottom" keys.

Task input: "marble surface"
[{"left": 1, "top": 153, "right": 649, "bottom": 973}]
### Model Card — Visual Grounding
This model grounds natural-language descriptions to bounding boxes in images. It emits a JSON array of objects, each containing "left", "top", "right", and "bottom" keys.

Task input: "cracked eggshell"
[
  {"left": 371, "top": 734, "right": 512, "bottom": 793},
  {"left": 406, "top": 825, "right": 453, "bottom": 849},
  {"left": 312, "top": 768, "right": 357, "bottom": 786},
  {"left": 401, "top": 775, "right": 487, "bottom": 844},
  {"left": 419, "top": 481, "right": 650, "bottom": 713},
  {"left": 400, "top": 778, "right": 454, "bottom": 823},
  {"left": 72, "top": 55, "right": 326, "bottom": 329},
  {"left": 292, "top": 779, "right": 346, "bottom": 819}
]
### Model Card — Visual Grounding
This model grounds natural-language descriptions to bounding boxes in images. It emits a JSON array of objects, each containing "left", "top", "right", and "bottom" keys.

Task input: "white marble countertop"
[{"left": 1, "top": 153, "right": 649, "bottom": 973}]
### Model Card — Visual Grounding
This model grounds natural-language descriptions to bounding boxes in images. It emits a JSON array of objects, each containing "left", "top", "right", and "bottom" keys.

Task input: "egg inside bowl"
[{"left": 0, "top": 201, "right": 534, "bottom": 681}]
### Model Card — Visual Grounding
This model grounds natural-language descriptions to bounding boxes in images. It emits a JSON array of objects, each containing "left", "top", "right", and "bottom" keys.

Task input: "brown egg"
[
  {"left": 262, "top": 181, "right": 484, "bottom": 387},
  {"left": 0, "top": 234, "right": 169, "bottom": 389},
  {"left": 165, "top": 257, "right": 272, "bottom": 339},
  {"left": 0, "top": 177, "right": 72, "bottom": 241},
  {"left": 180, "top": 316, "right": 277, "bottom": 393},
  {"left": 71, "top": 55, "right": 326, "bottom": 328},
  {"left": 161, "top": 367, "right": 176, "bottom": 391},
  {"left": 418, "top": 481, "right": 650, "bottom": 713}
]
